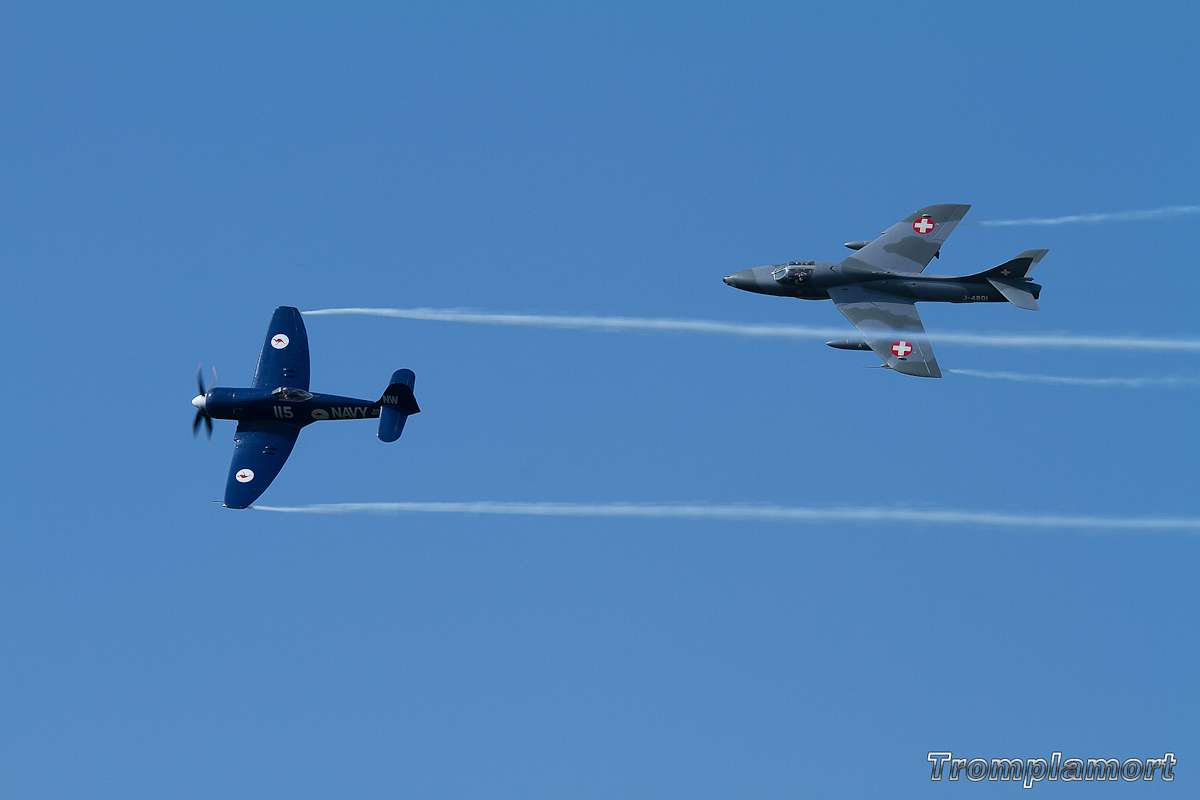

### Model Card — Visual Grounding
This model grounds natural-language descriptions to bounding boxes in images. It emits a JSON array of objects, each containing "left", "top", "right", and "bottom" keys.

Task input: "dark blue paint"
[
  {"left": 224, "top": 421, "right": 300, "bottom": 510},
  {"left": 378, "top": 369, "right": 418, "bottom": 443},
  {"left": 252, "top": 306, "right": 310, "bottom": 391},
  {"left": 195, "top": 307, "right": 421, "bottom": 508}
]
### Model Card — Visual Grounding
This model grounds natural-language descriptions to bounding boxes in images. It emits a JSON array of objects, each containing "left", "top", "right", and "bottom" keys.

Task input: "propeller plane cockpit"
[{"left": 192, "top": 306, "right": 420, "bottom": 508}]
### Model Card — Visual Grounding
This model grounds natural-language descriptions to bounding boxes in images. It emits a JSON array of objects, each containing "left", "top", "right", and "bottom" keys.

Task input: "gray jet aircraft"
[{"left": 723, "top": 204, "right": 1047, "bottom": 377}]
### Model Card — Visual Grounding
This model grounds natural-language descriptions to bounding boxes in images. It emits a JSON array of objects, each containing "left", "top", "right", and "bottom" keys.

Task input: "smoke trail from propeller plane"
[
  {"left": 252, "top": 501, "right": 1200, "bottom": 531},
  {"left": 306, "top": 307, "right": 848, "bottom": 339},
  {"left": 304, "top": 308, "right": 1200, "bottom": 353},
  {"left": 965, "top": 204, "right": 1200, "bottom": 227}
]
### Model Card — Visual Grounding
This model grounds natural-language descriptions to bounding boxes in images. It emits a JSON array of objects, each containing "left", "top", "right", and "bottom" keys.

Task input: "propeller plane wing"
[{"left": 253, "top": 306, "right": 310, "bottom": 390}]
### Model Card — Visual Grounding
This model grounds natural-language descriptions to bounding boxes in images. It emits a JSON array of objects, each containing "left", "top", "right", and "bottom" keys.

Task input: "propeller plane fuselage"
[
  {"left": 192, "top": 306, "right": 420, "bottom": 508},
  {"left": 722, "top": 204, "right": 1048, "bottom": 377},
  {"left": 195, "top": 388, "right": 387, "bottom": 426}
]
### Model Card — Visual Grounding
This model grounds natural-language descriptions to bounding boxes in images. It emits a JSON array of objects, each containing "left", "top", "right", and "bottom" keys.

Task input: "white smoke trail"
[
  {"left": 304, "top": 308, "right": 1200, "bottom": 353},
  {"left": 947, "top": 368, "right": 1200, "bottom": 388},
  {"left": 966, "top": 204, "right": 1200, "bottom": 227},
  {"left": 306, "top": 307, "right": 849, "bottom": 339},
  {"left": 252, "top": 501, "right": 1200, "bottom": 531}
]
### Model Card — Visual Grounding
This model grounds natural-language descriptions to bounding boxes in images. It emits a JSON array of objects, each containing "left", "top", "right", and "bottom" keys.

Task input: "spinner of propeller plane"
[
  {"left": 722, "top": 204, "right": 1047, "bottom": 377},
  {"left": 192, "top": 306, "right": 420, "bottom": 509}
]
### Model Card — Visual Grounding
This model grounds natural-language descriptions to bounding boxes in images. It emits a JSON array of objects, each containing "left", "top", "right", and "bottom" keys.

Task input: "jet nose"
[
  {"left": 723, "top": 269, "right": 758, "bottom": 291},
  {"left": 192, "top": 394, "right": 206, "bottom": 411}
]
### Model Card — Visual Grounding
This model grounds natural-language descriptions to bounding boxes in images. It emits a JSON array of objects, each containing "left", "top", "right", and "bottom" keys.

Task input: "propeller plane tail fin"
[{"left": 377, "top": 369, "right": 419, "bottom": 443}]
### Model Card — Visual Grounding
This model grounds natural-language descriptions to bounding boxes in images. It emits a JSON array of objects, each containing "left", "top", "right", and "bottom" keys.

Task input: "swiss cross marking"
[
  {"left": 913, "top": 216, "right": 935, "bottom": 234},
  {"left": 271, "top": 334, "right": 290, "bottom": 349},
  {"left": 999, "top": 268, "right": 1012, "bottom": 277},
  {"left": 236, "top": 469, "right": 255, "bottom": 482},
  {"left": 891, "top": 340, "right": 913, "bottom": 357}
]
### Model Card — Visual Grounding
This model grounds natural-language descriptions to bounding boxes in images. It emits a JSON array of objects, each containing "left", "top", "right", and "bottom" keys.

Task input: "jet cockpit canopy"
[{"left": 772, "top": 261, "right": 815, "bottom": 286}]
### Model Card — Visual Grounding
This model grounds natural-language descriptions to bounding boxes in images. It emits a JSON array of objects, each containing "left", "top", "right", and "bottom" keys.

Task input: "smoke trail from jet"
[
  {"left": 965, "top": 205, "right": 1200, "bottom": 227},
  {"left": 252, "top": 501, "right": 1200, "bottom": 531},
  {"left": 947, "top": 368, "right": 1200, "bottom": 388},
  {"left": 304, "top": 308, "right": 1200, "bottom": 353}
]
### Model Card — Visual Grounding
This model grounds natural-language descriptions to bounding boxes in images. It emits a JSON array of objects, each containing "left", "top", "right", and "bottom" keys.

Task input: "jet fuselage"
[{"left": 722, "top": 261, "right": 1042, "bottom": 304}]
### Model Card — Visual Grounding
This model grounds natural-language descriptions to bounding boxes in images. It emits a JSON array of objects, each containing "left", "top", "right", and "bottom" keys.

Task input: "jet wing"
[
  {"left": 252, "top": 306, "right": 310, "bottom": 391},
  {"left": 223, "top": 421, "right": 301, "bottom": 508},
  {"left": 841, "top": 204, "right": 971, "bottom": 275},
  {"left": 830, "top": 284, "right": 941, "bottom": 377}
]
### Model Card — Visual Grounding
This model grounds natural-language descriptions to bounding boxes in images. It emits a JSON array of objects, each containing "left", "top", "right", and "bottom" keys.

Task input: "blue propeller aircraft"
[{"left": 192, "top": 306, "right": 421, "bottom": 508}]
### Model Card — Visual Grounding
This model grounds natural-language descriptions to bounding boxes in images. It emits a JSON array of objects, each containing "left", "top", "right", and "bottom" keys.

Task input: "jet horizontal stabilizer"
[{"left": 987, "top": 277, "right": 1039, "bottom": 310}]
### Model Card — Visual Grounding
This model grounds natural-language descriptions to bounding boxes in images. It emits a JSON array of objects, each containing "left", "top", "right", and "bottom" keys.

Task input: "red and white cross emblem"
[
  {"left": 999, "top": 268, "right": 1012, "bottom": 277},
  {"left": 913, "top": 216, "right": 935, "bottom": 234},
  {"left": 891, "top": 340, "right": 913, "bottom": 357}
]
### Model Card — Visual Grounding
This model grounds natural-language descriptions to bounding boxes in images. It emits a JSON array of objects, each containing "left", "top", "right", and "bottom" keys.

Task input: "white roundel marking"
[
  {"left": 891, "top": 340, "right": 913, "bottom": 357},
  {"left": 271, "top": 334, "right": 290, "bottom": 349},
  {"left": 236, "top": 469, "right": 255, "bottom": 483},
  {"left": 311, "top": 409, "right": 329, "bottom": 420},
  {"left": 913, "top": 216, "right": 935, "bottom": 234}
]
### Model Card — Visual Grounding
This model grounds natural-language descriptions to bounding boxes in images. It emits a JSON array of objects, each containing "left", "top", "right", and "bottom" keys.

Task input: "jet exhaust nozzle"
[{"left": 826, "top": 339, "right": 873, "bottom": 351}]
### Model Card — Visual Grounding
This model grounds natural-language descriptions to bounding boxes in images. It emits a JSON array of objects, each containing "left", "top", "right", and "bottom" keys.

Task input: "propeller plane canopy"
[
  {"left": 193, "top": 306, "right": 420, "bottom": 508},
  {"left": 722, "top": 204, "right": 1048, "bottom": 377}
]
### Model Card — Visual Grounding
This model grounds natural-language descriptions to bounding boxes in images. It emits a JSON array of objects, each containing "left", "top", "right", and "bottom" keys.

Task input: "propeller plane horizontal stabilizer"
[{"left": 192, "top": 306, "right": 421, "bottom": 508}]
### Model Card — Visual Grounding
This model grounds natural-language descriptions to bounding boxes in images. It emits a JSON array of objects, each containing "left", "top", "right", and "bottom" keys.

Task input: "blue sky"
[{"left": 3, "top": 2, "right": 1198, "bottom": 796}]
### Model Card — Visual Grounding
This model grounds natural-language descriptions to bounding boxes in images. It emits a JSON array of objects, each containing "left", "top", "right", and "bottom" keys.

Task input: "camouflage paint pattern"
[{"left": 722, "top": 205, "right": 1047, "bottom": 378}]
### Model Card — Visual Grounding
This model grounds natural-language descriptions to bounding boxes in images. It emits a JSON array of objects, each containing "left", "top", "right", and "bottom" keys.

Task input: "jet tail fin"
[
  {"left": 377, "top": 369, "right": 419, "bottom": 443},
  {"left": 968, "top": 249, "right": 1049, "bottom": 280},
  {"left": 1016, "top": 248, "right": 1049, "bottom": 271}
]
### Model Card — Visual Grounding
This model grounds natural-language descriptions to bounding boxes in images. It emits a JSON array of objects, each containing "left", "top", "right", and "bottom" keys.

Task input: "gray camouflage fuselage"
[{"left": 723, "top": 261, "right": 1042, "bottom": 305}]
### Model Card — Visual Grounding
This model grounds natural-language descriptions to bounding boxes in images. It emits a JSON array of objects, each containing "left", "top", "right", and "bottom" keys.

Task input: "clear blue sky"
[{"left": 2, "top": 3, "right": 1198, "bottom": 796}]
